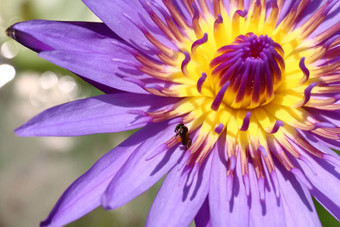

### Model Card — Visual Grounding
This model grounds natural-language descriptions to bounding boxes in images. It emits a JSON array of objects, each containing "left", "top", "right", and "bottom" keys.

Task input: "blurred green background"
[{"left": 0, "top": 1, "right": 338, "bottom": 227}]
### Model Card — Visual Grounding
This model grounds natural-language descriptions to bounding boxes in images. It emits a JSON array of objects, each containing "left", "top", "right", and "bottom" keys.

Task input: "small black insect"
[{"left": 175, "top": 123, "right": 192, "bottom": 149}]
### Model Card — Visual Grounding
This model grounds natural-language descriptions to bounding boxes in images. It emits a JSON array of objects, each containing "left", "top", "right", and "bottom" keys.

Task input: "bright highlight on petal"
[{"left": 7, "top": 0, "right": 340, "bottom": 226}]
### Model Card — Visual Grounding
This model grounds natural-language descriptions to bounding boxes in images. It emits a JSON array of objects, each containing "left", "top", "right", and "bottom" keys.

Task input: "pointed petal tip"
[
  {"left": 100, "top": 194, "right": 111, "bottom": 210},
  {"left": 5, "top": 22, "right": 27, "bottom": 41},
  {"left": 5, "top": 24, "right": 16, "bottom": 39},
  {"left": 40, "top": 215, "right": 57, "bottom": 227},
  {"left": 100, "top": 194, "right": 120, "bottom": 210},
  {"left": 40, "top": 220, "right": 50, "bottom": 227},
  {"left": 5, "top": 20, "right": 40, "bottom": 39},
  {"left": 40, "top": 217, "right": 63, "bottom": 227},
  {"left": 101, "top": 204, "right": 114, "bottom": 210},
  {"left": 14, "top": 123, "right": 38, "bottom": 137},
  {"left": 4, "top": 20, "right": 53, "bottom": 53},
  {"left": 14, "top": 125, "right": 30, "bottom": 137}
]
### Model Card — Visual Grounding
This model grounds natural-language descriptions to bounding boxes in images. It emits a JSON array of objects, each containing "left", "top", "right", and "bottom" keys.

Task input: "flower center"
[{"left": 210, "top": 33, "right": 285, "bottom": 109}]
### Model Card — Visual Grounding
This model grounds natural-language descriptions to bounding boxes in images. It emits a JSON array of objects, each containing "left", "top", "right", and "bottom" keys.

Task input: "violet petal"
[
  {"left": 146, "top": 151, "right": 213, "bottom": 226},
  {"left": 16, "top": 93, "right": 178, "bottom": 136},
  {"left": 297, "top": 154, "right": 340, "bottom": 220},
  {"left": 248, "top": 163, "right": 286, "bottom": 226},
  {"left": 39, "top": 50, "right": 148, "bottom": 94},
  {"left": 40, "top": 121, "right": 168, "bottom": 227},
  {"left": 194, "top": 197, "right": 211, "bottom": 227},
  {"left": 210, "top": 144, "right": 251, "bottom": 226},
  {"left": 101, "top": 122, "right": 185, "bottom": 209},
  {"left": 82, "top": 0, "right": 176, "bottom": 55},
  {"left": 7, "top": 20, "right": 123, "bottom": 53},
  {"left": 276, "top": 163, "right": 322, "bottom": 226}
]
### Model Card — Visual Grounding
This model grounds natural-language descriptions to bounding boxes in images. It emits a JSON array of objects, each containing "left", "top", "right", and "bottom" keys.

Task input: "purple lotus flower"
[{"left": 7, "top": 0, "right": 340, "bottom": 226}]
